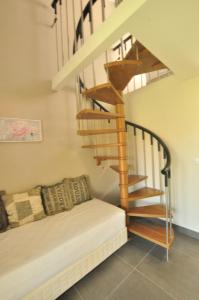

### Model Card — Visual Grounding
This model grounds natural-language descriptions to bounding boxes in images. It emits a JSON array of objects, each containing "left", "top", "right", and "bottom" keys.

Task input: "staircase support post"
[{"left": 115, "top": 102, "right": 129, "bottom": 210}]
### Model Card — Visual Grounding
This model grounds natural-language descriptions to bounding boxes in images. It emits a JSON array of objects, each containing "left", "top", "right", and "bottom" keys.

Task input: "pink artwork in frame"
[{"left": 0, "top": 118, "right": 42, "bottom": 142}]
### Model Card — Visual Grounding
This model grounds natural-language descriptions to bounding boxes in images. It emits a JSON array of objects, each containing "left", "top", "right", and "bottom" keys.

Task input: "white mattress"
[{"left": 0, "top": 199, "right": 126, "bottom": 300}]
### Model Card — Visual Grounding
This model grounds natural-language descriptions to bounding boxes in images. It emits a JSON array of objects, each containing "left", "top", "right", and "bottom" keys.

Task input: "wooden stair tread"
[
  {"left": 110, "top": 165, "right": 120, "bottom": 173},
  {"left": 127, "top": 204, "right": 166, "bottom": 218},
  {"left": 128, "top": 187, "right": 164, "bottom": 202},
  {"left": 125, "top": 41, "right": 151, "bottom": 60},
  {"left": 82, "top": 143, "right": 123, "bottom": 149},
  {"left": 105, "top": 60, "right": 142, "bottom": 90},
  {"left": 83, "top": 83, "right": 123, "bottom": 105},
  {"left": 128, "top": 221, "right": 174, "bottom": 249},
  {"left": 125, "top": 41, "right": 167, "bottom": 73},
  {"left": 77, "top": 109, "right": 123, "bottom": 120},
  {"left": 77, "top": 129, "right": 123, "bottom": 136},
  {"left": 128, "top": 175, "right": 147, "bottom": 186},
  {"left": 94, "top": 155, "right": 119, "bottom": 161},
  {"left": 94, "top": 156, "right": 119, "bottom": 165}
]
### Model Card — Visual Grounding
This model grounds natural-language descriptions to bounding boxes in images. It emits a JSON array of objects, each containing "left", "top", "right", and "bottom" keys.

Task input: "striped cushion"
[
  {"left": 2, "top": 187, "right": 46, "bottom": 228},
  {"left": 41, "top": 182, "right": 74, "bottom": 216},
  {"left": 63, "top": 175, "right": 92, "bottom": 205}
]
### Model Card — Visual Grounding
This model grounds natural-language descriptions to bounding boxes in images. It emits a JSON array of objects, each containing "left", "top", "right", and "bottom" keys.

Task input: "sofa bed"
[{"left": 0, "top": 176, "right": 127, "bottom": 300}]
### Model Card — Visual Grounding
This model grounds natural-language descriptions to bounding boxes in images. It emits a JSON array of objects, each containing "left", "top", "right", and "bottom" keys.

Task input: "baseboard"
[{"left": 173, "top": 224, "right": 199, "bottom": 240}]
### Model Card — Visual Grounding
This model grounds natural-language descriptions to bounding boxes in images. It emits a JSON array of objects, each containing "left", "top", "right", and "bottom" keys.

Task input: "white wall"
[
  {"left": 125, "top": 75, "right": 199, "bottom": 233},
  {"left": 0, "top": 0, "right": 119, "bottom": 204}
]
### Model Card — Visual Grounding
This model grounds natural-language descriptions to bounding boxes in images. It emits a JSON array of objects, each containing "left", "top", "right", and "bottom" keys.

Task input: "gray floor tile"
[
  {"left": 137, "top": 246, "right": 199, "bottom": 300},
  {"left": 75, "top": 254, "right": 132, "bottom": 300},
  {"left": 115, "top": 235, "right": 154, "bottom": 267},
  {"left": 57, "top": 286, "right": 82, "bottom": 300},
  {"left": 109, "top": 270, "right": 173, "bottom": 300},
  {"left": 173, "top": 231, "right": 199, "bottom": 260}
]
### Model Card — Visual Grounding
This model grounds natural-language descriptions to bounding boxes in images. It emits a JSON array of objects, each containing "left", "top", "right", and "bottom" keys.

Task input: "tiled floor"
[{"left": 58, "top": 232, "right": 199, "bottom": 300}]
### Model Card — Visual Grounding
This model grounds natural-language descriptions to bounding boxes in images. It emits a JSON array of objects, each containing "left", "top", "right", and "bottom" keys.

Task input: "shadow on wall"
[{"left": 90, "top": 165, "right": 120, "bottom": 205}]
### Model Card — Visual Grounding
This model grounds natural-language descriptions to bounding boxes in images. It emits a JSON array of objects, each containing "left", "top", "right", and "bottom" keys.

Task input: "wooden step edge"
[
  {"left": 127, "top": 204, "right": 166, "bottom": 218},
  {"left": 82, "top": 143, "right": 125, "bottom": 149},
  {"left": 76, "top": 109, "right": 124, "bottom": 120},
  {"left": 94, "top": 156, "right": 120, "bottom": 166},
  {"left": 77, "top": 129, "right": 124, "bottom": 136},
  {"left": 110, "top": 165, "right": 129, "bottom": 173},
  {"left": 128, "top": 223, "right": 174, "bottom": 249},
  {"left": 127, "top": 175, "right": 147, "bottom": 186},
  {"left": 104, "top": 59, "right": 142, "bottom": 69},
  {"left": 82, "top": 82, "right": 111, "bottom": 95},
  {"left": 82, "top": 82, "right": 123, "bottom": 103},
  {"left": 128, "top": 188, "right": 164, "bottom": 202}
]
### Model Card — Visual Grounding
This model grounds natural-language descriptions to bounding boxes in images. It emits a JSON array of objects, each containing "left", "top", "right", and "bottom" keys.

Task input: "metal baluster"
[
  {"left": 151, "top": 136, "right": 155, "bottom": 188},
  {"left": 127, "top": 125, "right": 132, "bottom": 174},
  {"left": 147, "top": 72, "right": 151, "bottom": 84},
  {"left": 59, "top": 0, "right": 64, "bottom": 65},
  {"left": 78, "top": 1, "right": 86, "bottom": 108},
  {"left": 72, "top": 0, "right": 77, "bottom": 53},
  {"left": 65, "top": 0, "right": 70, "bottom": 59},
  {"left": 133, "top": 127, "right": 138, "bottom": 174},
  {"left": 158, "top": 143, "right": 163, "bottom": 203},
  {"left": 75, "top": 76, "right": 80, "bottom": 112},
  {"left": 135, "top": 43, "right": 139, "bottom": 61},
  {"left": 133, "top": 77, "right": 136, "bottom": 91},
  {"left": 89, "top": 0, "right": 96, "bottom": 86},
  {"left": 141, "top": 74, "right": 143, "bottom": 88},
  {"left": 168, "top": 171, "right": 172, "bottom": 238},
  {"left": 93, "top": 119, "right": 98, "bottom": 157},
  {"left": 142, "top": 131, "right": 147, "bottom": 186},
  {"left": 80, "top": 0, "right": 85, "bottom": 50},
  {"left": 120, "top": 38, "right": 124, "bottom": 60},
  {"left": 54, "top": 8, "right": 60, "bottom": 71},
  {"left": 165, "top": 174, "right": 169, "bottom": 262},
  {"left": 55, "top": 24, "right": 59, "bottom": 71},
  {"left": 101, "top": 0, "right": 109, "bottom": 76},
  {"left": 89, "top": 0, "right": 94, "bottom": 34},
  {"left": 101, "top": 0, "right": 106, "bottom": 22}
]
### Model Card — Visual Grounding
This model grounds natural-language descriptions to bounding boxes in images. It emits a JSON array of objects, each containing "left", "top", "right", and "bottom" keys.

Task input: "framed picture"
[{"left": 0, "top": 118, "right": 42, "bottom": 142}]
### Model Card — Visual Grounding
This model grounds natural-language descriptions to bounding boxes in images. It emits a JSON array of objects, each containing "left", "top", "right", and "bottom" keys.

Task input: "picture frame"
[{"left": 0, "top": 118, "right": 42, "bottom": 142}]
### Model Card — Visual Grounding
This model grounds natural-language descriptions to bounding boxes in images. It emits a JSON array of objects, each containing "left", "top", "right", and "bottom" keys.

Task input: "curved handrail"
[
  {"left": 125, "top": 121, "right": 171, "bottom": 177},
  {"left": 72, "top": 0, "right": 171, "bottom": 180},
  {"left": 74, "top": 0, "right": 98, "bottom": 54}
]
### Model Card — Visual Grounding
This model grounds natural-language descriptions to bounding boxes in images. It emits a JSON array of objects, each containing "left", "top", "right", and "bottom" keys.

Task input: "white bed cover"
[{"left": 0, "top": 199, "right": 126, "bottom": 300}]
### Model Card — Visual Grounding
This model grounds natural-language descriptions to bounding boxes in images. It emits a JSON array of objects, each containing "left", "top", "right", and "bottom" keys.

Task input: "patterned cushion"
[
  {"left": 0, "top": 191, "right": 8, "bottom": 232},
  {"left": 2, "top": 187, "right": 46, "bottom": 228},
  {"left": 63, "top": 175, "right": 92, "bottom": 205},
  {"left": 41, "top": 181, "right": 74, "bottom": 216}
]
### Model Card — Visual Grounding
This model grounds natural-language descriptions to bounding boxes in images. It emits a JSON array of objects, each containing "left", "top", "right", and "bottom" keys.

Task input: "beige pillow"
[
  {"left": 2, "top": 187, "right": 46, "bottom": 228},
  {"left": 63, "top": 175, "right": 92, "bottom": 205},
  {"left": 41, "top": 181, "right": 74, "bottom": 216}
]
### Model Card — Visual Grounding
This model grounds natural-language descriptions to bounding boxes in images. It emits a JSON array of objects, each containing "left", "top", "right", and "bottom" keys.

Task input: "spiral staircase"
[
  {"left": 51, "top": 0, "right": 174, "bottom": 259},
  {"left": 77, "top": 40, "right": 174, "bottom": 253}
]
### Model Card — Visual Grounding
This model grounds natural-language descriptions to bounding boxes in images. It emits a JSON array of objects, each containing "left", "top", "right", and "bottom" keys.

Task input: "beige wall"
[
  {"left": 0, "top": 0, "right": 119, "bottom": 204},
  {"left": 125, "top": 75, "right": 199, "bottom": 233}
]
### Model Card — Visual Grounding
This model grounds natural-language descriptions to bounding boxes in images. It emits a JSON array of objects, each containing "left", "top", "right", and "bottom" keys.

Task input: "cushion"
[
  {"left": 2, "top": 187, "right": 46, "bottom": 228},
  {"left": 63, "top": 175, "right": 92, "bottom": 205},
  {"left": 41, "top": 181, "right": 74, "bottom": 216},
  {"left": 0, "top": 191, "right": 8, "bottom": 232}
]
